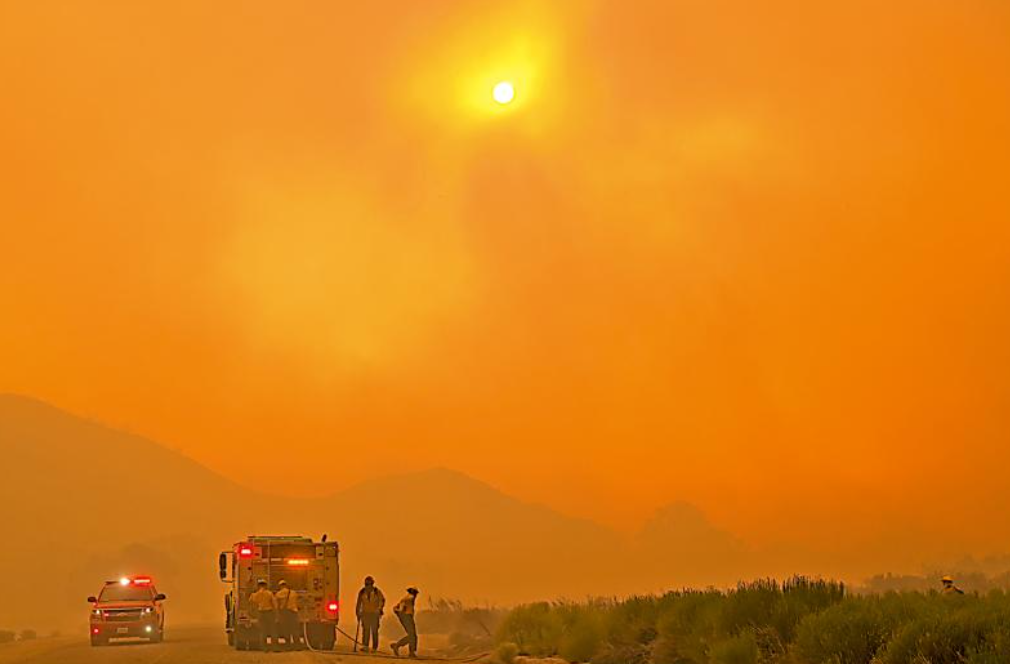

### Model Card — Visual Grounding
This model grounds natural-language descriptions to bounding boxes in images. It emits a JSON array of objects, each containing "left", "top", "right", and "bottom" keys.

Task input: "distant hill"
[
  {"left": 0, "top": 394, "right": 277, "bottom": 629},
  {"left": 314, "top": 467, "right": 625, "bottom": 603},
  {"left": 0, "top": 394, "right": 273, "bottom": 542},
  {"left": 0, "top": 394, "right": 749, "bottom": 631}
]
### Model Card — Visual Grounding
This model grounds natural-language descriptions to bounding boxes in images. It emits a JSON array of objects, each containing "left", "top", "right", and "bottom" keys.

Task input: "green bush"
[
  {"left": 876, "top": 596, "right": 1010, "bottom": 664},
  {"left": 492, "top": 641, "right": 519, "bottom": 664},
  {"left": 492, "top": 579, "right": 1010, "bottom": 664},
  {"left": 708, "top": 631, "right": 758, "bottom": 664},
  {"left": 590, "top": 643, "right": 651, "bottom": 664},
  {"left": 557, "top": 605, "right": 606, "bottom": 662},
  {"left": 497, "top": 602, "right": 565, "bottom": 656},
  {"left": 793, "top": 595, "right": 911, "bottom": 664}
]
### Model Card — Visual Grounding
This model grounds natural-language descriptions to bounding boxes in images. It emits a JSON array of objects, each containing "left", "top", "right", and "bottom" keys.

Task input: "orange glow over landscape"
[{"left": 2, "top": 0, "right": 1010, "bottom": 575}]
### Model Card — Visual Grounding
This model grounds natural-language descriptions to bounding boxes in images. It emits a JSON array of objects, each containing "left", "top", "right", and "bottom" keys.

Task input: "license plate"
[{"left": 117, "top": 627, "right": 129, "bottom": 634}]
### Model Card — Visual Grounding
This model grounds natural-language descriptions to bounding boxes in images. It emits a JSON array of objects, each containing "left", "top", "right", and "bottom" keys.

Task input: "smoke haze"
[{"left": 1, "top": 0, "right": 1009, "bottom": 619}]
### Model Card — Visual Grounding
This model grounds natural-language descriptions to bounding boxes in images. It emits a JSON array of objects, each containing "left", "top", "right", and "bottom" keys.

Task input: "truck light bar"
[{"left": 286, "top": 558, "right": 310, "bottom": 566}]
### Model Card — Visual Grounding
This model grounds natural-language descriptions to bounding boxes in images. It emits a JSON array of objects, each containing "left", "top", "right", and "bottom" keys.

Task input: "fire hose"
[{"left": 302, "top": 621, "right": 489, "bottom": 662}]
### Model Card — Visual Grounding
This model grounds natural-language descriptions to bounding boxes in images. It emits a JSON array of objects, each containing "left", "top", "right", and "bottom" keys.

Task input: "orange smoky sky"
[{"left": 1, "top": 1, "right": 1009, "bottom": 561}]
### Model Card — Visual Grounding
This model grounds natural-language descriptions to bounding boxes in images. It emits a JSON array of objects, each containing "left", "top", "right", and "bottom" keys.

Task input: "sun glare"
[{"left": 493, "top": 81, "right": 515, "bottom": 104}]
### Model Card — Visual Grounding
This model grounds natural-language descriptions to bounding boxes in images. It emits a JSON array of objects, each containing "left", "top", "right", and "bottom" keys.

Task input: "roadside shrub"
[
  {"left": 653, "top": 590, "right": 724, "bottom": 663},
  {"left": 793, "top": 595, "right": 905, "bottom": 664},
  {"left": 0, "top": 631, "right": 14, "bottom": 644},
  {"left": 419, "top": 596, "right": 505, "bottom": 652},
  {"left": 493, "top": 579, "right": 1010, "bottom": 664},
  {"left": 708, "top": 631, "right": 759, "bottom": 664},
  {"left": 557, "top": 606, "right": 606, "bottom": 662},
  {"left": 492, "top": 641, "right": 519, "bottom": 664},
  {"left": 719, "top": 577, "right": 844, "bottom": 646},
  {"left": 590, "top": 643, "right": 651, "bottom": 664},
  {"left": 603, "top": 595, "right": 662, "bottom": 647},
  {"left": 18, "top": 630, "right": 37, "bottom": 641},
  {"left": 876, "top": 597, "right": 1010, "bottom": 664},
  {"left": 497, "top": 602, "right": 564, "bottom": 656}
]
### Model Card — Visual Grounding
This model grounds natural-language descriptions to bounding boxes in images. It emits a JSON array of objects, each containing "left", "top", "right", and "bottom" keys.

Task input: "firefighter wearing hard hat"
[
  {"left": 249, "top": 580, "right": 278, "bottom": 650},
  {"left": 356, "top": 576, "right": 386, "bottom": 653},
  {"left": 391, "top": 587, "right": 420, "bottom": 658},
  {"left": 941, "top": 575, "right": 964, "bottom": 595},
  {"left": 275, "top": 580, "right": 301, "bottom": 650}
]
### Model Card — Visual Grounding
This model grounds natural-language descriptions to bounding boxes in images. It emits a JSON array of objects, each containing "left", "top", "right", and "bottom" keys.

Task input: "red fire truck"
[{"left": 219, "top": 535, "right": 340, "bottom": 650}]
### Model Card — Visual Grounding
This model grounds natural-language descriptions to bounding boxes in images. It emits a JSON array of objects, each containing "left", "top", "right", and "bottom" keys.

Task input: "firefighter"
[
  {"left": 249, "top": 579, "right": 278, "bottom": 650},
  {"left": 941, "top": 575, "right": 965, "bottom": 595},
  {"left": 275, "top": 580, "right": 301, "bottom": 650},
  {"left": 390, "top": 587, "right": 419, "bottom": 658},
  {"left": 355, "top": 576, "right": 385, "bottom": 653}
]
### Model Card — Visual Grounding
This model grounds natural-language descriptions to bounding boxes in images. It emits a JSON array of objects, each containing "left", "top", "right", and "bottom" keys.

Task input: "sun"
[{"left": 493, "top": 81, "right": 515, "bottom": 105}]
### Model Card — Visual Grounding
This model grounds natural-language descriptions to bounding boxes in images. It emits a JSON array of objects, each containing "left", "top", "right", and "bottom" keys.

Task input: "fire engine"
[
  {"left": 219, "top": 535, "right": 340, "bottom": 650},
  {"left": 86, "top": 576, "right": 166, "bottom": 646}
]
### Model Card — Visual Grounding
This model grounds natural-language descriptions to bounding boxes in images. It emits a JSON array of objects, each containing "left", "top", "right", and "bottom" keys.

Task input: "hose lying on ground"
[{"left": 302, "top": 621, "right": 489, "bottom": 662}]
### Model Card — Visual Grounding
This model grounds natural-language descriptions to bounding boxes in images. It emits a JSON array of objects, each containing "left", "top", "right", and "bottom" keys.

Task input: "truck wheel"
[
  {"left": 306, "top": 623, "right": 336, "bottom": 651},
  {"left": 150, "top": 629, "right": 163, "bottom": 643},
  {"left": 304, "top": 623, "right": 317, "bottom": 650},
  {"left": 227, "top": 631, "right": 235, "bottom": 647},
  {"left": 90, "top": 635, "right": 106, "bottom": 647}
]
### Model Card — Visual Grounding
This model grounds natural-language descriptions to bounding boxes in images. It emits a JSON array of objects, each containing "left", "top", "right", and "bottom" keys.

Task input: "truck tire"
[
  {"left": 150, "top": 629, "right": 164, "bottom": 643},
  {"left": 242, "top": 628, "right": 257, "bottom": 651},
  {"left": 90, "top": 635, "right": 106, "bottom": 647},
  {"left": 227, "top": 631, "right": 235, "bottom": 647},
  {"left": 306, "top": 622, "right": 336, "bottom": 650}
]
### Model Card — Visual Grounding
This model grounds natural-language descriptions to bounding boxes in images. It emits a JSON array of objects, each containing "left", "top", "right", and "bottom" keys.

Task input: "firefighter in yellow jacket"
[
  {"left": 941, "top": 575, "right": 965, "bottom": 595},
  {"left": 355, "top": 576, "right": 385, "bottom": 653},
  {"left": 391, "top": 587, "right": 419, "bottom": 658},
  {"left": 249, "top": 579, "right": 278, "bottom": 650},
  {"left": 275, "top": 580, "right": 301, "bottom": 650}
]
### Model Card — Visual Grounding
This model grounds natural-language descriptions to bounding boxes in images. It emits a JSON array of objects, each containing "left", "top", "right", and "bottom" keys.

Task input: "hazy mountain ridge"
[{"left": 0, "top": 394, "right": 746, "bottom": 630}]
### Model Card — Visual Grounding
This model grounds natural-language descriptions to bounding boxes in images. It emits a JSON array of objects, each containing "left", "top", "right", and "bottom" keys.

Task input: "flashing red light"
[
  {"left": 326, "top": 601, "right": 339, "bottom": 613},
  {"left": 92, "top": 628, "right": 100, "bottom": 635},
  {"left": 238, "top": 545, "right": 254, "bottom": 559}
]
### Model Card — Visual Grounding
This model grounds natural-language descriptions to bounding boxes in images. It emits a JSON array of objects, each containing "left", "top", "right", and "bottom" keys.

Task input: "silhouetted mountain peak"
[{"left": 638, "top": 501, "right": 743, "bottom": 553}]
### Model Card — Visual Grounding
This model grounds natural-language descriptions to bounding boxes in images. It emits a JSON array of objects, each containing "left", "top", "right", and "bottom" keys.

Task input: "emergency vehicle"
[
  {"left": 87, "top": 576, "right": 167, "bottom": 646},
  {"left": 219, "top": 535, "right": 340, "bottom": 650}
]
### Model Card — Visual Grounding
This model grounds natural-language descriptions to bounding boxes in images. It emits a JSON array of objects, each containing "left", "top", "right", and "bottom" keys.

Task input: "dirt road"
[{"left": 0, "top": 626, "right": 422, "bottom": 664}]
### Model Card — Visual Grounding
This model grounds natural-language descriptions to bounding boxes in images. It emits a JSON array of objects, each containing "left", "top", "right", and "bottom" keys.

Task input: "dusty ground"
[{"left": 0, "top": 625, "right": 473, "bottom": 664}]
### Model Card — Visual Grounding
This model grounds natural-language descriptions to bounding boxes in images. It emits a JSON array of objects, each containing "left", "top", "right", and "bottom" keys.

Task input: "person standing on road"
[
  {"left": 355, "top": 576, "right": 385, "bottom": 653},
  {"left": 249, "top": 579, "right": 278, "bottom": 651},
  {"left": 274, "top": 580, "right": 300, "bottom": 650},
  {"left": 391, "top": 587, "right": 419, "bottom": 658}
]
